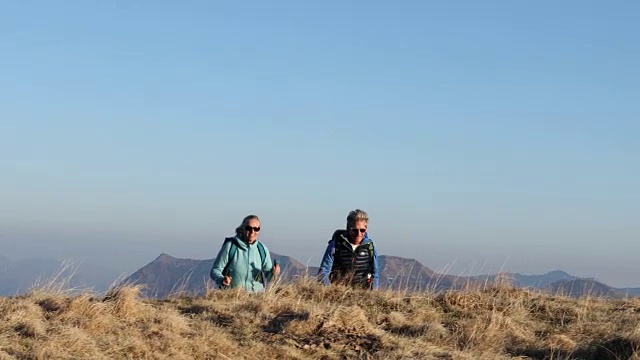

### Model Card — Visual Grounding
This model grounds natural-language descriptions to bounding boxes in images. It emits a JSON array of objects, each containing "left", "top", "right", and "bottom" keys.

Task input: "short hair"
[
  {"left": 346, "top": 209, "right": 369, "bottom": 228},
  {"left": 235, "top": 215, "right": 260, "bottom": 235}
]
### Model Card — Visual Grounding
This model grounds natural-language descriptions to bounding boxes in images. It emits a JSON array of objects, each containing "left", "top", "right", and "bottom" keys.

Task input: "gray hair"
[
  {"left": 346, "top": 209, "right": 369, "bottom": 228},
  {"left": 235, "top": 214, "right": 260, "bottom": 235}
]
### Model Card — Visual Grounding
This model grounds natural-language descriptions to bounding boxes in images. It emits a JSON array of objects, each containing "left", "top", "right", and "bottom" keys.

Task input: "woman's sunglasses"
[
  {"left": 349, "top": 228, "right": 366, "bottom": 234},
  {"left": 244, "top": 225, "right": 261, "bottom": 232}
]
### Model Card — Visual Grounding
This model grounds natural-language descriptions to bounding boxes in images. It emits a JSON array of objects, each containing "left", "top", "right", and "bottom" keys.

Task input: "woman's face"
[
  {"left": 348, "top": 220, "right": 367, "bottom": 244},
  {"left": 243, "top": 218, "right": 261, "bottom": 244}
]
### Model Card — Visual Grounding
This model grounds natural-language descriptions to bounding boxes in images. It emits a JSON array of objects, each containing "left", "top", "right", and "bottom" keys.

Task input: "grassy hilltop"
[{"left": 1, "top": 279, "right": 639, "bottom": 359}]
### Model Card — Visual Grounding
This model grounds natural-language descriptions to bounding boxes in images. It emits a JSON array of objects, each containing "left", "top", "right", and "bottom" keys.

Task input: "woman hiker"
[{"left": 210, "top": 215, "right": 280, "bottom": 292}]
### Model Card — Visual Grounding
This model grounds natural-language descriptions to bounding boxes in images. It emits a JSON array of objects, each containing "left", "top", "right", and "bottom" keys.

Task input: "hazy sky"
[{"left": 1, "top": 1, "right": 639, "bottom": 287}]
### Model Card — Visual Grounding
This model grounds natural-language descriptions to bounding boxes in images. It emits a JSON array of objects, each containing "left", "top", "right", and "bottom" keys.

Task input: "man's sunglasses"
[
  {"left": 244, "top": 226, "right": 261, "bottom": 232},
  {"left": 349, "top": 228, "right": 366, "bottom": 234}
]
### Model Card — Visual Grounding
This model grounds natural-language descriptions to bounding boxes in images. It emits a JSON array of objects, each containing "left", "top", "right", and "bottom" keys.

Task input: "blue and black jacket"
[{"left": 317, "top": 230, "right": 379, "bottom": 289}]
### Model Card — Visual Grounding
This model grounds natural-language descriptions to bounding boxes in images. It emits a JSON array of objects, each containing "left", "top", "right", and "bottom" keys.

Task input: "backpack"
[{"left": 222, "top": 237, "right": 267, "bottom": 283}]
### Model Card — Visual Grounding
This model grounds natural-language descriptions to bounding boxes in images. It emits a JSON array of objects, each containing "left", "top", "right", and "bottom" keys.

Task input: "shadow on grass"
[
  {"left": 388, "top": 324, "right": 430, "bottom": 337},
  {"left": 263, "top": 311, "right": 310, "bottom": 334},
  {"left": 508, "top": 337, "right": 635, "bottom": 360}
]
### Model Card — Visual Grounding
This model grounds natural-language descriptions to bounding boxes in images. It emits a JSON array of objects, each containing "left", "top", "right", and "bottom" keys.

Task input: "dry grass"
[{"left": 0, "top": 279, "right": 639, "bottom": 359}]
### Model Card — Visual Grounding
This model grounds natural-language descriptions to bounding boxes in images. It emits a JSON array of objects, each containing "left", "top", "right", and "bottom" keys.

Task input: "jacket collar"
[
  {"left": 233, "top": 235, "right": 259, "bottom": 250},
  {"left": 333, "top": 229, "right": 371, "bottom": 245}
]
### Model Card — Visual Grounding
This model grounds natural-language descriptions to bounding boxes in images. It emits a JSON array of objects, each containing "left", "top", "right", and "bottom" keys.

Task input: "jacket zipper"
[{"left": 247, "top": 244, "right": 252, "bottom": 291}]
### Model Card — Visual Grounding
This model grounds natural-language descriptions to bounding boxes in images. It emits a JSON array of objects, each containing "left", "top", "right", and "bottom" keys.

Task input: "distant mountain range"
[
  {"left": 2, "top": 252, "right": 639, "bottom": 299},
  {"left": 0, "top": 255, "right": 124, "bottom": 296},
  {"left": 468, "top": 270, "right": 640, "bottom": 298},
  {"left": 120, "top": 253, "right": 640, "bottom": 299},
  {"left": 468, "top": 270, "right": 579, "bottom": 288},
  {"left": 0, "top": 255, "right": 61, "bottom": 295}
]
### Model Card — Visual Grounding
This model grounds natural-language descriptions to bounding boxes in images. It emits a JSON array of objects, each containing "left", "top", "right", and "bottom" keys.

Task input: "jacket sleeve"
[
  {"left": 317, "top": 240, "right": 335, "bottom": 286},
  {"left": 210, "top": 240, "right": 233, "bottom": 286},
  {"left": 371, "top": 242, "right": 379, "bottom": 290},
  {"left": 260, "top": 243, "right": 275, "bottom": 281}
]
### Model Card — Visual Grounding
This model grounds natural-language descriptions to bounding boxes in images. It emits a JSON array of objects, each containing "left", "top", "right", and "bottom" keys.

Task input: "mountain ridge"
[
  {"left": 2, "top": 252, "right": 638, "bottom": 299},
  {"left": 0, "top": 256, "right": 122, "bottom": 295},
  {"left": 120, "top": 252, "right": 640, "bottom": 299}
]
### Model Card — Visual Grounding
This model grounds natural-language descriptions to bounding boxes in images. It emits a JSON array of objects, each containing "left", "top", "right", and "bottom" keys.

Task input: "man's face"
[{"left": 348, "top": 220, "right": 367, "bottom": 244}]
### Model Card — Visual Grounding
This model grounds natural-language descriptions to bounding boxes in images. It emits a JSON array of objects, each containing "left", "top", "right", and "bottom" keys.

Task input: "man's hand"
[
  {"left": 222, "top": 276, "right": 232, "bottom": 286},
  {"left": 272, "top": 263, "right": 280, "bottom": 277}
]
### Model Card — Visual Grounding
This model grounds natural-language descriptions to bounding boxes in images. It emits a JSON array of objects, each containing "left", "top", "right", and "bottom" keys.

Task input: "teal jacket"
[{"left": 210, "top": 236, "right": 275, "bottom": 292}]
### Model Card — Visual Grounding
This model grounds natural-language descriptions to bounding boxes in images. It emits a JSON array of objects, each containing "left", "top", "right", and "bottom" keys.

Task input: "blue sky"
[{"left": 1, "top": 1, "right": 639, "bottom": 287}]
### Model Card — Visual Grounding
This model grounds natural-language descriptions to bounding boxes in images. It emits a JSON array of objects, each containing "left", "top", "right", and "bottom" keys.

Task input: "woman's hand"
[{"left": 222, "top": 275, "right": 232, "bottom": 286}]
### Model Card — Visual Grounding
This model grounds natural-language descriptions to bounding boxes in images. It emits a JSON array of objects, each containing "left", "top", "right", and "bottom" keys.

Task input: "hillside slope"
[{"left": 1, "top": 281, "right": 639, "bottom": 359}]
